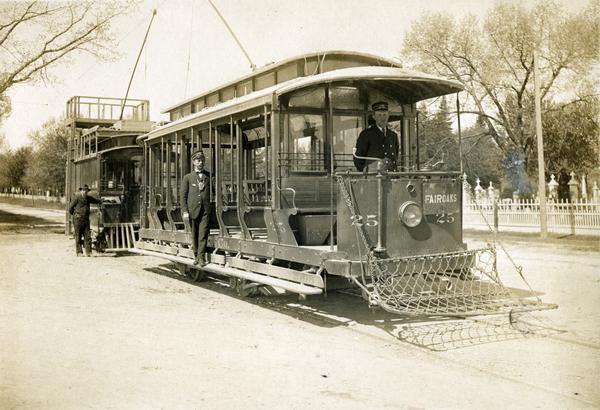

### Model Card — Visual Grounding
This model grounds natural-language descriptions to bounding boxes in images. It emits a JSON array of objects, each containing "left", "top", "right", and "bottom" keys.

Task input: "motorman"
[{"left": 353, "top": 101, "right": 399, "bottom": 172}]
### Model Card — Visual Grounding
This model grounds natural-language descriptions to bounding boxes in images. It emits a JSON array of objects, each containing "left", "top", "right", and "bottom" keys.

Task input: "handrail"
[
  {"left": 335, "top": 170, "right": 462, "bottom": 178},
  {"left": 276, "top": 184, "right": 298, "bottom": 213},
  {"left": 352, "top": 147, "right": 382, "bottom": 163}
]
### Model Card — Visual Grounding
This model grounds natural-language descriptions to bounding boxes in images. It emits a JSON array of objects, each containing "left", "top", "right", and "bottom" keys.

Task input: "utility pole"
[{"left": 533, "top": 48, "right": 548, "bottom": 238}]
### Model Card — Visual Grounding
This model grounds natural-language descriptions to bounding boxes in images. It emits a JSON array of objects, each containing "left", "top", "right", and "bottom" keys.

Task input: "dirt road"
[{"left": 1, "top": 203, "right": 598, "bottom": 409}]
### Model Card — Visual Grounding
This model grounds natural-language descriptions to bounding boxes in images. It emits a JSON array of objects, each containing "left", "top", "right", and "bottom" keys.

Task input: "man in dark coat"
[
  {"left": 68, "top": 184, "right": 102, "bottom": 256},
  {"left": 180, "top": 150, "right": 211, "bottom": 266},
  {"left": 354, "top": 101, "right": 399, "bottom": 171}
]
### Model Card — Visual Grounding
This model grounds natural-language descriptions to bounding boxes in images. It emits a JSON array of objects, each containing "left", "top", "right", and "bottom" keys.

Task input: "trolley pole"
[
  {"left": 119, "top": 9, "right": 157, "bottom": 121},
  {"left": 533, "top": 48, "right": 548, "bottom": 238}
]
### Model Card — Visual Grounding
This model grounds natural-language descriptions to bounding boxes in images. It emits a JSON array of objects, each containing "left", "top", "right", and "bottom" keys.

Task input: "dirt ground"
[{"left": 0, "top": 202, "right": 598, "bottom": 409}]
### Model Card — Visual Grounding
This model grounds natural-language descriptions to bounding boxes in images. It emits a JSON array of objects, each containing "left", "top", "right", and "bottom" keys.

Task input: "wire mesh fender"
[
  {"left": 336, "top": 173, "right": 556, "bottom": 317},
  {"left": 360, "top": 248, "right": 556, "bottom": 316}
]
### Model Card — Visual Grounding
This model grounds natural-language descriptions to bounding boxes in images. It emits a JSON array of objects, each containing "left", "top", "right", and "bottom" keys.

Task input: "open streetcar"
[
  {"left": 132, "top": 51, "right": 552, "bottom": 316},
  {"left": 65, "top": 96, "right": 153, "bottom": 252}
]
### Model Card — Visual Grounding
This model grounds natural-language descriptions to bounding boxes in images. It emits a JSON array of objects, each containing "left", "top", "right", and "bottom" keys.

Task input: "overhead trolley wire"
[{"left": 184, "top": 0, "right": 194, "bottom": 98}]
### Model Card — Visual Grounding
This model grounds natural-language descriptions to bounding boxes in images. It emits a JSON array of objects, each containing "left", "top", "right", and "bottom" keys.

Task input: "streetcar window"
[
  {"left": 277, "top": 63, "right": 300, "bottom": 83},
  {"left": 218, "top": 129, "right": 236, "bottom": 182},
  {"left": 206, "top": 93, "right": 219, "bottom": 107},
  {"left": 285, "top": 114, "right": 325, "bottom": 172},
  {"left": 330, "top": 86, "right": 361, "bottom": 110},
  {"left": 236, "top": 80, "right": 253, "bottom": 97},
  {"left": 255, "top": 72, "right": 275, "bottom": 90},
  {"left": 287, "top": 87, "right": 325, "bottom": 109},
  {"left": 243, "top": 126, "right": 269, "bottom": 180},
  {"left": 181, "top": 105, "right": 192, "bottom": 117},
  {"left": 222, "top": 86, "right": 235, "bottom": 101},
  {"left": 194, "top": 99, "right": 205, "bottom": 112},
  {"left": 332, "top": 115, "right": 363, "bottom": 169},
  {"left": 251, "top": 146, "right": 269, "bottom": 179},
  {"left": 322, "top": 57, "right": 364, "bottom": 72}
]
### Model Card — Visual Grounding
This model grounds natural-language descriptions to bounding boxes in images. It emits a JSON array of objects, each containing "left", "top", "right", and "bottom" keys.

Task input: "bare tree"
[
  {"left": 403, "top": 1, "right": 599, "bottom": 182},
  {"left": 0, "top": 0, "right": 137, "bottom": 118}
]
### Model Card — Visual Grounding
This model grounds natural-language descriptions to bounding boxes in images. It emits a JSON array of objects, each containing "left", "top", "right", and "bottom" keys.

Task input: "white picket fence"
[
  {"left": 2, "top": 191, "right": 599, "bottom": 236},
  {"left": 463, "top": 198, "right": 600, "bottom": 236},
  {"left": 0, "top": 192, "right": 66, "bottom": 204}
]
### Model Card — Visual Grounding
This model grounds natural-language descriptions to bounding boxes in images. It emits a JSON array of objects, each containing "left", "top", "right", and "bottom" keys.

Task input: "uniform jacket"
[
  {"left": 353, "top": 125, "right": 399, "bottom": 171},
  {"left": 180, "top": 170, "right": 211, "bottom": 219},
  {"left": 68, "top": 194, "right": 101, "bottom": 220}
]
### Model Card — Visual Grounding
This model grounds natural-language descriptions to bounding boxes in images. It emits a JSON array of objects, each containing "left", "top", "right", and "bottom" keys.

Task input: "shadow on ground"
[
  {"left": 142, "top": 261, "right": 565, "bottom": 351},
  {"left": 0, "top": 210, "right": 64, "bottom": 233}
]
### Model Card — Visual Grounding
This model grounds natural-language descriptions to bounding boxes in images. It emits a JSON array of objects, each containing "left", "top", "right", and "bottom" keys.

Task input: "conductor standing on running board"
[
  {"left": 180, "top": 150, "right": 211, "bottom": 267},
  {"left": 353, "top": 101, "right": 399, "bottom": 172}
]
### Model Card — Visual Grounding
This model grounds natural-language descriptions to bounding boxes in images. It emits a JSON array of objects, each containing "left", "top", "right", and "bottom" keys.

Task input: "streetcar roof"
[
  {"left": 276, "top": 66, "right": 463, "bottom": 101},
  {"left": 143, "top": 66, "right": 462, "bottom": 142},
  {"left": 160, "top": 50, "right": 401, "bottom": 114},
  {"left": 143, "top": 85, "right": 276, "bottom": 142}
]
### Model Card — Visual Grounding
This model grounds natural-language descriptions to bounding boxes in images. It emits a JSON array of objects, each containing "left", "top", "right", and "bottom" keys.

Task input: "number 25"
[
  {"left": 436, "top": 212, "right": 455, "bottom": 224},
  {"left": 351, "top": 214, "right": 378, "bottom": 227}
]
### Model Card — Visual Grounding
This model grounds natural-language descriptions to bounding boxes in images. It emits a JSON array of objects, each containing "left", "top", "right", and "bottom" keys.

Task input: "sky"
[{"left": 1, "top": 0, "right": 591, "bottom": 149}]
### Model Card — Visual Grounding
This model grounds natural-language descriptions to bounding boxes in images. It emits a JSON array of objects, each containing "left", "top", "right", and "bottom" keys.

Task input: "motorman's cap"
[
  {"left": 191, "top": 150, "right": 205, "bottom": 160},
  {"left": 371, "top": 101, "right": 389, "bottom": 111},
  {"left": 79, "top": 184, "right": 90, "bottom": 191}
]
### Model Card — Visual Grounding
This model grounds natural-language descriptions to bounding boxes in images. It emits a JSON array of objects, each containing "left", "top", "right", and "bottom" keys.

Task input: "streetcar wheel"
[
  {"left": 238, "top": 282, "right": 260, "bottom": 297},
  {"left": 229, "top": 276, "right": 239, "bottom": 292},
  {"left": 188, "top": 266, "right": 207, "bottom": 282},
  {"left": 178, "top": 263, "right": 189, "bottom": 276},
  {"left": 229, "top": 277, "right": 259, "bottom": 297}
]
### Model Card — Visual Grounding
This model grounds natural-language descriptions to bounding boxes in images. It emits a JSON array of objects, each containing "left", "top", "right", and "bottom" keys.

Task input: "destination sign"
[
  {"left": 424, "top": 193, "right": 458, "bottom": 204},
  {"left": 422, "top": 181, "right": 460, "bottom": 214}
]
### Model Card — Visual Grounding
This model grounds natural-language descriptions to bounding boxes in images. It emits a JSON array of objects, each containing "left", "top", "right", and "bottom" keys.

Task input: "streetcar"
[
  {"left": 132, "top": 51, "right": 552, "bottom": 316},
  {"left": 65, "top": 96, "right": 153, "bottom": 252}
]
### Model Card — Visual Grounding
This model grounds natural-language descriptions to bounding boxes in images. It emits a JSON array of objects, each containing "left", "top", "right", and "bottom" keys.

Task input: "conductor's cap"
[
  {"left": 371, "top": 101, "right": 389, "bottom": 111},
  {"left": 191, "top": 150, "right": 205, "bottom": 160}
]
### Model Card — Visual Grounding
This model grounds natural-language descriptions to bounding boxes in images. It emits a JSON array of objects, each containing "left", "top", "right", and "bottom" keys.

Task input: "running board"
[{"left": 129, "top": 247, "right": 323, "bottom": 296}]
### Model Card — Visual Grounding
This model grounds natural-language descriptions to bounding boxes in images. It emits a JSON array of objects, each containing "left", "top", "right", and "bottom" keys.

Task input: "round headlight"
[{"left": 399, "top": 201, "right": 423, "bottom": 228}]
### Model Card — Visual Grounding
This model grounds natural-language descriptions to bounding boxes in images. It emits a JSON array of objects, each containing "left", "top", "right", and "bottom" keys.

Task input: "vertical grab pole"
[
  {"left": 271, "top": 94, "right": 280, "bottom": 209},
  {"left": 209, "top": 125, "right": 213, "bottom": 202},
  {"left": 327, "top": 86, "right": 335, "bottom": 251},
  {"left": 139, "top": 141, "right": 150, "bottom": 228},
  {"left": 174, "top": 131, "right": 179, "bottom": 207},
  {"left": 160, "top": 137, "right": 164, "bottom": 205},
  {"left": 374, "top": 169, "right": 385, "bottom": 253},
  {"left": 166, "top": 135, "right": 173, "bottom": 230},
  {"left": 214, "top": 124, "right": 227, "bottom": 237},
  {"left": 456, "top": 92, "right": 464, "bottom": 244},
  {"left": 264, "top": 105, "right": 269, "bottom": 203},
  {"left": 235, "top": 121, "right": 250, "bottom": 239}
]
